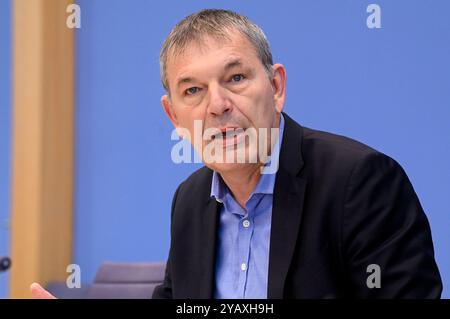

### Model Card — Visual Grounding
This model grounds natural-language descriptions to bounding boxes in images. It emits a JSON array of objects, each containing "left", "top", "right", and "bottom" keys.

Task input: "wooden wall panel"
[{"left": 10, "top": 0, "right": 74, "bottom": 298}]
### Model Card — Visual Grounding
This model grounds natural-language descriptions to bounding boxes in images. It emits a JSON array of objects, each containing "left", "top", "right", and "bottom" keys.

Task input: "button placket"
[{"left": 237, "top": 212, "right": 253, "bottom": 298}]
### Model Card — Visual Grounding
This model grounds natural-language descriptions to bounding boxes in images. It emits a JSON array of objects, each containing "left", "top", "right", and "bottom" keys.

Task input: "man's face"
[{"left": 162, "top": 30, "right": 286, "bottom": 174}]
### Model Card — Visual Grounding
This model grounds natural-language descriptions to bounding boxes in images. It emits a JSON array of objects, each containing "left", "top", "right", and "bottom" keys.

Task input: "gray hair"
[{"left": 159, "top": 9, "right": 274, "bottom": 93}]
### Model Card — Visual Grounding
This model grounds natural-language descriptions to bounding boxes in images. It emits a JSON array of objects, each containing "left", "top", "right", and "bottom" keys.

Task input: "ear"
[
  {"left": 162, "top": 95, "right": 179, "bottom": 128},
  {"left": 271, "top": 64, "right": 287, "bottom": 113}
]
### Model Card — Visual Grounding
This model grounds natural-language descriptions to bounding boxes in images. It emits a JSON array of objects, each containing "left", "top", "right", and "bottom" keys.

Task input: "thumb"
[{"left": 30, "top": 282, "right": 57, "bottom": 299}]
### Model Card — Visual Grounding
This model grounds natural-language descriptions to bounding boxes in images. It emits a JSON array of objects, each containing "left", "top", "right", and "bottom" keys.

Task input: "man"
[
  {"left": 152, "top": 9, "right": 442, "bottom": 299},
  {"left": 31, "top": 9, "right": 441, "bottom": 299}
]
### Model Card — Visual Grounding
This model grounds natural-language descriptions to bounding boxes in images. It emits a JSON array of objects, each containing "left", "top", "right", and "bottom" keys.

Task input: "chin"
[{"left": 205, "top": 162, "right": 253, "bottom": 174}]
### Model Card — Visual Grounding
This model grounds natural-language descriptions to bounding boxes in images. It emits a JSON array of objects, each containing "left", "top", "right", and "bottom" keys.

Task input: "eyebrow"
[
  {"left": 176, "top": 76, "right": 197, "bottom": 89},
  {"left": 224, "top": 58, "right": 244, "bottom": 71},
  {"left": 175, "top": 58, "right": 247, "bottom": 89}
]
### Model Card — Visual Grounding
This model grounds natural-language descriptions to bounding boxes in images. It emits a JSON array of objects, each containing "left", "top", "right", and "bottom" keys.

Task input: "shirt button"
[
  {"left": 242, "top": 220, "right": 250, "bottom": 228},
  {"left": 241, "top": 263, "right": 247, "bottom": 271}
]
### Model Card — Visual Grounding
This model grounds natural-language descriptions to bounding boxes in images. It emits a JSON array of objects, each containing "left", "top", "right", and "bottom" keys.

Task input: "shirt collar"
[{"left": 210, "top": 114, "right": 285, "bottom": 203}]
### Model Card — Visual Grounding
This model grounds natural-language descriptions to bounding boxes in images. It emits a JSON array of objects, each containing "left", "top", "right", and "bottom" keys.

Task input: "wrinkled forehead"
[
  {"left": 167, "top": 27, "right": 252, "bottom": 60},
  {"left": 165, "top": 31, "right": 259, "bottom": 83}
]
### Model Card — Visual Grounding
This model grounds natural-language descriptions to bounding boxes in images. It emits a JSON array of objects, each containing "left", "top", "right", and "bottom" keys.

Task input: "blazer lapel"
[
  {"left": 267, "top": 113, "right": 307, "bottom": 298},
  {"left": 197, "top": 192, "right": 221, "bottom": 298},
  {"left": 267, "top": 169, "right": 306, "bottom": 298}
]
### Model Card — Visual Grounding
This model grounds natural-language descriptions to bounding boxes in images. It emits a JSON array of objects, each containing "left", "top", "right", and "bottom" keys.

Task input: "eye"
[
  {"left": 231, "top": 74, "right": 245, "bottom": 82},
  {"left": 185, "top": 87, "right": 201, "bottom": 95}
]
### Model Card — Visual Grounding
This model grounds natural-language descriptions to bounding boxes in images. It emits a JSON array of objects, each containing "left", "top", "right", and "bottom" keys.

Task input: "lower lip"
[{"left": 214, "top": 131, "right": 245, "bottom": 148}]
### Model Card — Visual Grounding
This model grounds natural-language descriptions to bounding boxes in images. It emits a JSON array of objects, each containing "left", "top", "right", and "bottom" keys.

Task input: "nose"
[{"left": 207, "top": 83, "right": 232, "bottom": 117}]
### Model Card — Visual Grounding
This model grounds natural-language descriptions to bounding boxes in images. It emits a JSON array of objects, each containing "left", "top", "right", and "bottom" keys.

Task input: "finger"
[{"left": 30, "top": 282, "right": 57, "bottom": 299}]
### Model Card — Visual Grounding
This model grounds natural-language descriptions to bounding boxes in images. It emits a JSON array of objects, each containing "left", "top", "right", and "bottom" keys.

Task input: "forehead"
[{"left": 166, "top": 31, "right": 261, "bottom": 81}]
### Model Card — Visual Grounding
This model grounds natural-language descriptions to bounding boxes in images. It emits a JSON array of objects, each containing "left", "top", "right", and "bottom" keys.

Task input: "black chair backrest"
[{"left": 86, "top": 262, "right": 166, "bottom": 299}]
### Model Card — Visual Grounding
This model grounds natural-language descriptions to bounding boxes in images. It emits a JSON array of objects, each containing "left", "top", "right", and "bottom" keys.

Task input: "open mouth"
[{"left": 211, "top": 127, "right": 246, "bottom": 147}]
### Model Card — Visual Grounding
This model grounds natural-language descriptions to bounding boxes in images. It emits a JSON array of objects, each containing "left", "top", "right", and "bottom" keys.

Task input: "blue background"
[
  {"left": 0, "top": 0, "right": 11, "bottom": 299},
  {"left": 1, "top": 0, "right": 449, "bottom": 297}
]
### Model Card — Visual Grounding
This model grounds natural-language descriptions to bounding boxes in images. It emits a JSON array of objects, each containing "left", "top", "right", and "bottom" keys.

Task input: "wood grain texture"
[{"left": 10, "top": 0, "right": 74, "bottom": 298}]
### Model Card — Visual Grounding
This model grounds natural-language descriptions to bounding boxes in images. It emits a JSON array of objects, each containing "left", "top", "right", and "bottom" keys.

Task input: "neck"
[
  {"left": 217, "top": 113, "right": 283, "bottom": 209},
  {"left": 219, "top": 164, "right": 263, "bottom": 209}
]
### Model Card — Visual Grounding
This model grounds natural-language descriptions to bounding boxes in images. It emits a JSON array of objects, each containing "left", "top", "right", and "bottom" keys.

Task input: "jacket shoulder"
[
  {"left": 301, "top": 126, "right": 386, "bottom": 169},
  {"left": 303, "top": 127, "right": 378, "bottom": 156}
]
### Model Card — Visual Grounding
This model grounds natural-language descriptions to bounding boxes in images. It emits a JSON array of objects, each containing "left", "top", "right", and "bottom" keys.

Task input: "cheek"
[
  {"left": 175, "top": 104, "right": 206, "bottom": 126},
  {"left": 235, "top": 82, "right": 275, "bottom": 127},
  {"left": 172, "top": 107, "right": 208, "bottom": 143}
]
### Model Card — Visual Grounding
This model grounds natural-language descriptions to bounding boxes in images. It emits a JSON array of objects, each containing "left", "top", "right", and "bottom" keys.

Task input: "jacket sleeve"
[
  {"left": 342, "top": 152, "right": 442, "bottom": 298},
  {"left": 152, "top": 183, "right": 183, "bottom": 299}
]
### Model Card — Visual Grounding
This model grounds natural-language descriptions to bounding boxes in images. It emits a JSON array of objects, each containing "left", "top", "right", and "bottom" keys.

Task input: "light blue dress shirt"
[{"left": 211, "top": 114, "right": 285, "bottom": 299}]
